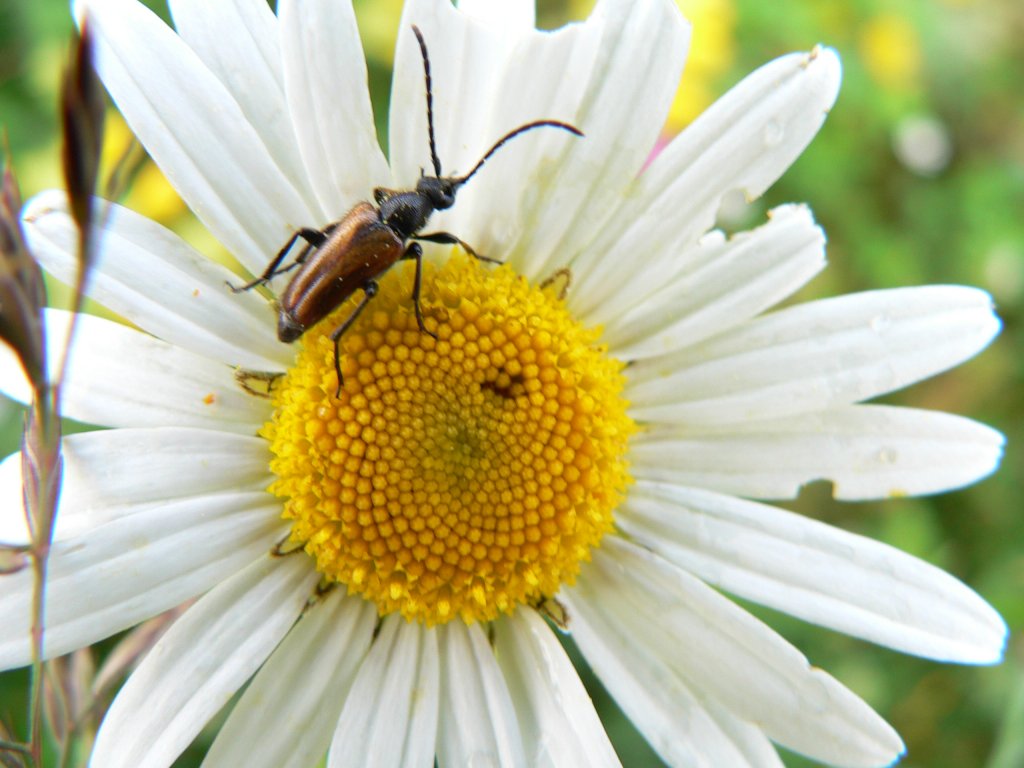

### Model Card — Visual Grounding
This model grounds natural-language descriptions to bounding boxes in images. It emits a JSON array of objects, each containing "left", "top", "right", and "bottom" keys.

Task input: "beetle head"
[{"left": 415, "top": 174, "right": 461, "bottom": 211}]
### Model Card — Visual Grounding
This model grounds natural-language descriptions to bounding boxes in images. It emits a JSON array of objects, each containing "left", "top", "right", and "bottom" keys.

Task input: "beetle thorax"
[
  {"left": 379, "top": 176, "right": 461, "bottom": 240},
  {"left": 378, "top": 190, "right": 432, "bottom": 241}
]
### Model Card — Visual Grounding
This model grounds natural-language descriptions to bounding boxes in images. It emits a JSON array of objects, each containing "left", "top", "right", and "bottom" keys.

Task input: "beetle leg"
[
  {"left": 373, "top": 187, "right": 401, "bottom": 205},
  {"left": 412, "top": 231, "right": 502, "bottom": 264},
  {"left": 539, "top": 266, "right": 573, "bottom": 299},
  {"left": 401, "top": 242, "right": 440, "bottom": 340},
  {"left": 328, "top": 281, "right": 380, "bottom": 397},
  {"left": 227, "top": 227, "right": 328, "bottom": 292}
]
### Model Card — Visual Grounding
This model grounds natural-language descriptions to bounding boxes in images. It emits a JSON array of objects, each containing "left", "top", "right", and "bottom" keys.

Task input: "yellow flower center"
[{"left": 262, "top": 256, "right": 633, "bottom": 625}]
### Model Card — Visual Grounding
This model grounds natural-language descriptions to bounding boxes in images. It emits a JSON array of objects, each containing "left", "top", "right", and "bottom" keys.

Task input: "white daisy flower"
[{"left": 0, "top": 0, "right": 1006, "bottom": 766}]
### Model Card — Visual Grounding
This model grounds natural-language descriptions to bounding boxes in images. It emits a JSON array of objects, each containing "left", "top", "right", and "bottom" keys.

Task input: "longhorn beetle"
[{"left": 229, "top": 25, "right": 583, "bottom": 396}]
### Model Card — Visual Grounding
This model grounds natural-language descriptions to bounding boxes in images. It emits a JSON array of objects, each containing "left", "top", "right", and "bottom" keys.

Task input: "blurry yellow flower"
[
  {"left": 667, "top": 0, "right": 736, "bottom": 129},
  {"left": 354, "top": 0, "right": 404, "bottom": 64},
  {"left": 860, "top": 13, "right": 921, "bottom": 92}
]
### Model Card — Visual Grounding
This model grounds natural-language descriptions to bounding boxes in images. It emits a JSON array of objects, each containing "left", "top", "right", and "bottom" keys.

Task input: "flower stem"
[{"left": 22, "top": 383, "right": 62, "bottom": 768}]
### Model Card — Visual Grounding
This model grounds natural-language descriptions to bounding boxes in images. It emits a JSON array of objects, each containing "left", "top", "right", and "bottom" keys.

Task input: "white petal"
[
  {"left": 77, "top": 0, "right": 314, "bottom": 274},
  {"left": 328, "top": 618, "right": 439, "bottom": 768},
  {"left": 619, "top": 482, "right": 1008, "bottom": 664},
  {"left": 0, "top": 492, "right": 284, "bottom": 670},
  {"left": 631, "top": 404, "right": 1004, "bottom": 500},
  {"left": 495, "top": 0, "right": 691, "bottom": 282},
  {"left": 0, "top": 310, "right": 271, "bottom": 432},
  {"left": 437, "top": 622, "right": 526, "bottom": 768},
  {"left": 457, "top": 0, "right": 534, "bottom": 29},
  {"left": 394, "top": 0, "right": 689, "bottom": 286},
  {"left": 22, "top": 191, "right": 289, "bottom": 370},
  {"left": 566, "top": 538, "right": 905, "bottom": 767},
  {"left": 436, "top": 18, "right": 602, "bottom": 271},
  {"left": 390, "top": 0, "right": 521, "bottom": 191},
  {"left": 0, "top": 427, "right": 270, "bottom": 544},
  {"left": 571, "top": 46, "right": 842, "bottom": 324},
  {"left": 493, "top": 610, "right": 621, "bottom": 768},
  {"left": 203, "top": 592, "right": 377, "bottom": 768},
  {"left": 167, "top": 0, "right": 321, "bottom": 218},
  {"left": 279, "top": 0, "right": 390, "bottom": 220},
  {"left": 0, "top": 451, "right": 30, "bottom": 544},
  {"left": 564, "top": 591, "right": 786, "bottom": 768},
  {"left": 569, "top": 595, "right": 783, "bottom": 768},
  {"left": 91, "top": 555, "right": 317, "bottom": 768},
  {"left": 627, "top": 286, "right": 1000, "bottom": 424},
  {"left": 604, "top": 204, "right": 826, "bottom": 358},
  {"left": 390, "top": 0, "right": 602, "bottom": 257}
]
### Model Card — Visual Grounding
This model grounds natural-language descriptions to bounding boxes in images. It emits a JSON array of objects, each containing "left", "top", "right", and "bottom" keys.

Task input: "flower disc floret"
[{"left": 263, "top": 256, "right": 634, "bottom": 625}]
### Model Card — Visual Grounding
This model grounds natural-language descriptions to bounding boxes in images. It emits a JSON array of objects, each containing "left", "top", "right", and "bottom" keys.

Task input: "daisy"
[{"left": 0, "top": 0, "right": 1006, "bottom": 766}]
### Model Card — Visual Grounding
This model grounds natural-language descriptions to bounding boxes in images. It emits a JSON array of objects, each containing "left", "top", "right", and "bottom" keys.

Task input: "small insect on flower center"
[{"left": 263, "top": 257, "right": 634, "bottom": 625}]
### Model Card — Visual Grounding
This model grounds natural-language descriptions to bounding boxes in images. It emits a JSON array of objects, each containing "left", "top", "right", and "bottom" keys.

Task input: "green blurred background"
[{"left": 1, "top": 0, "right": 1021, "bottom": 766}]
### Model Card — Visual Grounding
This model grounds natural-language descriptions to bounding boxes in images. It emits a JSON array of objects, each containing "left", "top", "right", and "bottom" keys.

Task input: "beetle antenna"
[
  {"left": 411, "top": 25, "right": 443, "bottom": 178},
  {"left": 455, "top": 120, "right": 583, "bottom": 186}
]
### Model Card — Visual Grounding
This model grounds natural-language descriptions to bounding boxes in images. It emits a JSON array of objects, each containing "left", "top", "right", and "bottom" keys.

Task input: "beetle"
[{"left": 229, "top": 25, "right": 582, "bottom": 395}]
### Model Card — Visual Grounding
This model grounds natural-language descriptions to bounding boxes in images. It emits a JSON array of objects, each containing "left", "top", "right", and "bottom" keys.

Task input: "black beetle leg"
[
  {"left": 539, "top": 267, "right": 573, "bottom": 299},
  {"left": 412, "top": 231, "right": 502, "bottom": 265},
  {"left": 373, "top": 187, "right": 401, "bottom": 205},
  {"left": 328, "top": 281, "right": 379, "bottom": 398},
  {"left": 227, "top": 227, "right": 328, "bottom": 293},
  {"left": 401, "top": 242, "right": 439, "bottom": 340}
]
